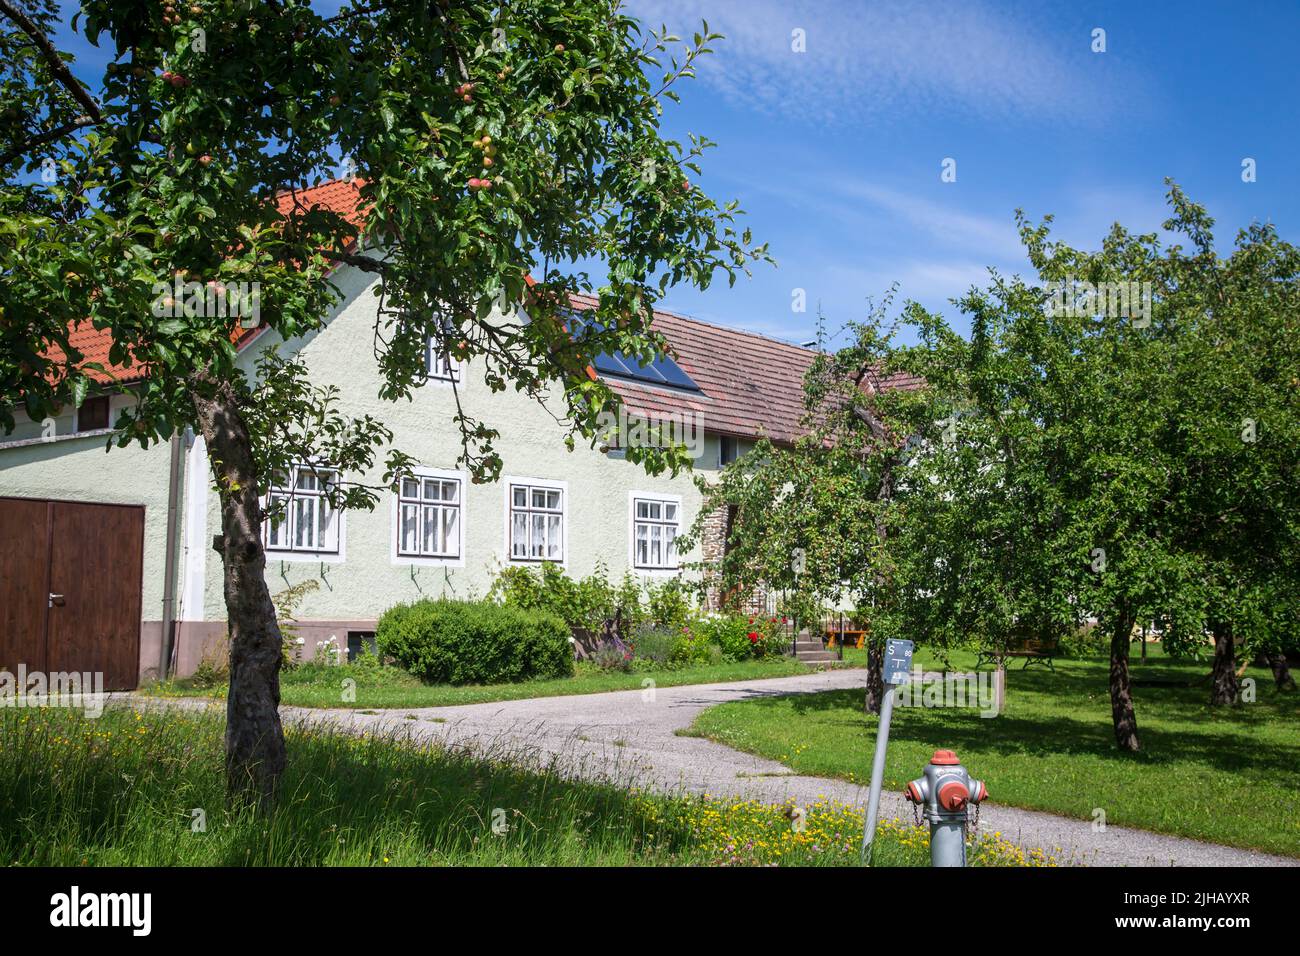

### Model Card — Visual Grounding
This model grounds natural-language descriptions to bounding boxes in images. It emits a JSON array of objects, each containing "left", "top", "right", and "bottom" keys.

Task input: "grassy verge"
[
  {"left": 691, "top": 645, "right": 1300, "bottom": 857},
  {"left": 0, "top": 706, "right": 1051, "bottom": 866},
  {"left": 147, "top": 655, "right": 836, "bottom": 709}
]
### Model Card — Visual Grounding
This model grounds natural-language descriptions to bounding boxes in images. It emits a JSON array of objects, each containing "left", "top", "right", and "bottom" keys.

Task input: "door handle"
[{"left": 48, "top": 593, "right": 65, "bottom": 607}]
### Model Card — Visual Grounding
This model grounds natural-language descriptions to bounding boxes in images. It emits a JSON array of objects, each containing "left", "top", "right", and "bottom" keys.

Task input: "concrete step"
[{"left": 796, "top": 650, "right": 840, "bottom": 663}]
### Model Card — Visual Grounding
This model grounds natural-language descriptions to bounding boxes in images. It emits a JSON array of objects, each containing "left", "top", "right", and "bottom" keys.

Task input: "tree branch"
[
  {"left": 0, "top": 0, "right": 103, "bottom": 124},
  {"left": 0, "top": 113, "right": 97, "bottom": 168},
  {"left": 320, "top": 248, "right": 390, "bottom": 274}
]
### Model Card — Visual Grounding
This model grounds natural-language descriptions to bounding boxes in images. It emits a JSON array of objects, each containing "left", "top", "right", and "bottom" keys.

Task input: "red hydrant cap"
[
  {"left": 930, "top": 749, "right": 960, "bottom": 765},
  {"left": 937, "top": 780, "right": 969, "bottom": 811}
]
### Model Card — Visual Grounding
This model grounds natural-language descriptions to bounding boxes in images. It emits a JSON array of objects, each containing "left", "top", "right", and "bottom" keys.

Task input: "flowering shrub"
[
  {"left": 668, "top": 625, "right": 720, "bottom": 667},
  {"left": 694, "top": 613, "right": 787, "bottom": 661},
  {"left": 591, "top": 637, "right": 634, "bottom": 672},
  {"left": 627, "top": 626, "right": 673, "bottom": 668}
]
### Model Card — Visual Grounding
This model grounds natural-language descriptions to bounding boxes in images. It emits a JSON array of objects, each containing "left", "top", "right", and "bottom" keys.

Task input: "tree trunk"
[
  {"left": 1109, "top": 613, "right": 1139, "bottom": 751},
  {"left": 851, "top": 396, "right": 897, "bottom": 718},
  {"left": 192, "top": 382, "right": 286, "bottom": 806},
  {"left": 864, "top": 640, "right": 884, "bottom": 715},
  {"left": 1209, "top": 622, "right": 1239, "bottom": 706},
  {"left": 864, "top": 456, "right": 895, "bottom": 718},
  {"left": 1264, "top": 649, "right": 1296, "bottom": 691}
]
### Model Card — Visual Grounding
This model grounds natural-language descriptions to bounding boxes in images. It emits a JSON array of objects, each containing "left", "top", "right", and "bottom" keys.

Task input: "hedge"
[{"left": 376, "top": 599, "right": 574, "bottom": 685}]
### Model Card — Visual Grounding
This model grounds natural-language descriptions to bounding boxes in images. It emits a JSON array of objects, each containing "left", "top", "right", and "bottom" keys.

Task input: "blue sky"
[
  {"left": 49, "top": 1, "right": 1300, "bottom": 347},
  {"left": 621, "top": 0, "right": 1300, "bottom": 346}
]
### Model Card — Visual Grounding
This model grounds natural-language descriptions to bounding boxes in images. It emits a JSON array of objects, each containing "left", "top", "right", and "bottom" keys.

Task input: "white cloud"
[
  {"left": 724, "top": 166, "right": 1029, "bottom": 268},
  {"left": 626, "top": 0, "right": 1143, "bottom": 126},
  {"left": 834, "top": 180, "right": 1027, "bottom": 262},
  {"left": 822, "top": 259, "right": 1000, "bottom": 309}
]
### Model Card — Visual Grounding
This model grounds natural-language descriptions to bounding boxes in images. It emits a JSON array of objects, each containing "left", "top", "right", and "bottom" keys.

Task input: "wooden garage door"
[
  {"left": 0, "top": 497, "right": 144, "bottom": 690},
  {"left": 0, "top": 497, "right": 51, "bottom": 675}
]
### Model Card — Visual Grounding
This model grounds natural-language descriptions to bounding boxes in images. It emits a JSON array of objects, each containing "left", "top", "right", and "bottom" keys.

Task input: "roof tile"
[
  {"left": 568, "top": 292, "right": 921, "bottom": 444},
  {"left": 52, "top": 179, "right": 921, "bottom": 440}
]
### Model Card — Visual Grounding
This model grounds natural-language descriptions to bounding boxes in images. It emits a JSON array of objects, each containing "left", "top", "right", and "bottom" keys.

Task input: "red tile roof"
[
  {"left": 55, "top": 178, "right": 920, "bottom": 443},
  {"left": 273, "top": 177, "right": 368, "bottom": 227},
  {"left": 52, "top": 179, "right": 367, "bottom": 386},
  {"left": 48, "top": 321, "right": 148, "bottom": 385},
  {"left": 566, "top": 292, "right": 922, "bottom": 444}
]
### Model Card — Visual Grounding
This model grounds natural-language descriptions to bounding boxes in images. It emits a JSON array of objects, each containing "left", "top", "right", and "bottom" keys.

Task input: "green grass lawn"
[
  {"left": 690, "top": 645, "right": 1300, "bottom": 857},
  {"left": 149, "top": 655, "right": 840, "bottom": 709},
  {"left": 0, "top": 706, "right": 1049, "bottom": 866}
]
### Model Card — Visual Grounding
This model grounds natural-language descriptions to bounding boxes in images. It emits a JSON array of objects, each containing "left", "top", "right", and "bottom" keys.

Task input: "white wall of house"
[
  {"left": 199, "top": 265, "right": 729, "bottom": 626},
  {"left": 0, "top": 263, "right": 754, "bottom": 677}
]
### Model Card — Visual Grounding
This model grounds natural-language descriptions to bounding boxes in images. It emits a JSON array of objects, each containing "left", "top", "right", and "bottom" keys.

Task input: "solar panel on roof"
[
  {"left": 648, "top": 355, "right": 698, "bottom": 389},
  {"left": 606, "top": 350, "right": 700, "bottom": 391},
  {"left": 591, "top": 352, "right": 632, "bottom": 376},
  {"left": 568, "top": 312, "right": 701, "bottom": 392},
  {"left": 615, "top": 352, "right": 666, "bottom": 383}
]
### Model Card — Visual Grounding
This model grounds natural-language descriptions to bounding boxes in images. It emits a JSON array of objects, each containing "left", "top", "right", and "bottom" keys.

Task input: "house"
[{"left": 0, "top": 180, "right": 826, "bottom": 689}]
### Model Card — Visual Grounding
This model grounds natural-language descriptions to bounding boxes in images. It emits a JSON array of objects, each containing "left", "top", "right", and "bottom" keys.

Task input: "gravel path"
[{"left": 136, "top": 670, "right": 1296, "bottom": 868}]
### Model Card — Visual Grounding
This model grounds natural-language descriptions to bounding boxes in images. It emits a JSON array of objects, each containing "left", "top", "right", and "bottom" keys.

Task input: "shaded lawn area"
[
  {"left": 149, "top": 655, "right": 838, "bottom": 709},
  {"left": 0, "top": 706, "right": 1044, "bottom": 867},
  {"left": 690, "top": 645, "right": 1300, "bottom": 857}
]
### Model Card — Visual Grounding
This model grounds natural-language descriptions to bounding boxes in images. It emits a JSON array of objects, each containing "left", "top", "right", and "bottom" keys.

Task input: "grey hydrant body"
[{"left": 904, "top": 750, "right": 988, "bottom": 867}]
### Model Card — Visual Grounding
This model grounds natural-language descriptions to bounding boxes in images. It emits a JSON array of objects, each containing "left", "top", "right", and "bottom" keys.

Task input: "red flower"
[{"left": 748, "top": 631, "right": 759, "bottom": 643}]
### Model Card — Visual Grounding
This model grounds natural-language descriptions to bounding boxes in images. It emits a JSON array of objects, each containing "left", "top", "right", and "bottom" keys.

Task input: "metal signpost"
[{"left": 860, "top": 638, "right": 913, "bottom": 864}]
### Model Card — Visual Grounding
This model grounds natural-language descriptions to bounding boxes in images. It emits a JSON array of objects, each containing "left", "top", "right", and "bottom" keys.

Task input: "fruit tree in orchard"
[{"left": 0, "top": 0, "right": 769, "bottom": 803}]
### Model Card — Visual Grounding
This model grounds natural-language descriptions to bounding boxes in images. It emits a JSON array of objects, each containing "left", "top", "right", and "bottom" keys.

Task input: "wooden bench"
[
  {"left": 975, "top": 636, "right": 1060, "bottom": 671},
  {"left": 825, "top": 629, "right": 867, "bottom": 650}
]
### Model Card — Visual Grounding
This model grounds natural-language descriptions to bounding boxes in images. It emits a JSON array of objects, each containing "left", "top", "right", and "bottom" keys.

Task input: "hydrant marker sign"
[
  {"left": 884, "top": 639, "right": 914, "bottom": 685},
  {"left": 861, "top": 638, "right": 914, "bottom": 864}
]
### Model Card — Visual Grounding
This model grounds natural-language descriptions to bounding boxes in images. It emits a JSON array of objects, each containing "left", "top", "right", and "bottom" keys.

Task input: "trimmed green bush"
[{"left": 376, "top": 599, "right": 573, "bottom": 685}]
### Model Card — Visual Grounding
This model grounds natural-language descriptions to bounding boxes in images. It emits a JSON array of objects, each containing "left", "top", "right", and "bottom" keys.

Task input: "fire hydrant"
[{"left": 903, "top": 749, "right": 988, "bottom": 867}]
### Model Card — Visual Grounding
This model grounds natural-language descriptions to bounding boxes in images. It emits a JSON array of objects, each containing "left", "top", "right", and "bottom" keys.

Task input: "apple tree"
[{"left": 0, "top": 0, "right": 768, "bottom": 802}]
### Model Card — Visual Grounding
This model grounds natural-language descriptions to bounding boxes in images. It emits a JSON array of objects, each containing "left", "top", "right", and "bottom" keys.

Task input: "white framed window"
[
  {"left": 630, "top": 492, "right": 681, "bottom": 571},
  {"left": 425, "top": 318, "right": 463, "bottom": 384},
  {"left": 719, "top": 435, "right": 741, "bottom": 466},
  {"left": 264, "top": 463, "right": 342, "bottom": 558},
  {"left": 392, "top": 467, "right": 465, "bottom": 565},
  {"left": 425, "top": 338, "right": 461, "bottom": 382},
  {"left": 505, "top": 477, "right": 566, "bottom": 563}
]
